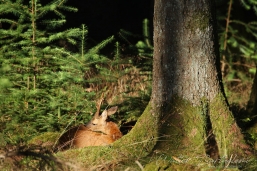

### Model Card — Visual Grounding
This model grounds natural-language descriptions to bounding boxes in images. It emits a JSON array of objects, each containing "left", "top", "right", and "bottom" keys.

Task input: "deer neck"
[{"left": 105, "top": 122, "right": 122, "bottom": 140}]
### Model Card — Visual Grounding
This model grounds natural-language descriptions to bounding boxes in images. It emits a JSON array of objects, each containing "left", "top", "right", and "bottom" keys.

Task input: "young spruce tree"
[{"left": 0, "top": 0, "right": 114, "bottom": 144}]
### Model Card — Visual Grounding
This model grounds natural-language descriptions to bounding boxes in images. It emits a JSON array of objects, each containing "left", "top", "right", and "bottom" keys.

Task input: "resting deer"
[{"left": 55, "top": 103, "right": 123, "bottom": 151}]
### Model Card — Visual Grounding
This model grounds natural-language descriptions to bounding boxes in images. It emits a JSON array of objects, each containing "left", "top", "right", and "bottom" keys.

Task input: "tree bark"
[{"left": 151, "top": 0, "right": 250, "bottom": 161}]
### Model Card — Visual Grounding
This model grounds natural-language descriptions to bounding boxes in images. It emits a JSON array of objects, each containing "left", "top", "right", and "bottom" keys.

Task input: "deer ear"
[
  {"left": 107, "top": 106, "right": 118, "bottom": 116},
  {"left": 101, "top": 110, "right": 108, "bottom": 120}
]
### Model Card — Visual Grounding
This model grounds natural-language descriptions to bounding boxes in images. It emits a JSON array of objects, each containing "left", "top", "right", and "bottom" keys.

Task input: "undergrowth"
[{"left": 0, "top": 0, "right": 151, "bottom": 146}]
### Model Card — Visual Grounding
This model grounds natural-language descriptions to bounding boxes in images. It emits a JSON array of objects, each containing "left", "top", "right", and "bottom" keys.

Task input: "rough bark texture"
[
  {"left": 152, "top": 0, "right": 251, "bottom": 162},
  {"left": 152, "top": 0, "right": 220, "bottom": 107}
]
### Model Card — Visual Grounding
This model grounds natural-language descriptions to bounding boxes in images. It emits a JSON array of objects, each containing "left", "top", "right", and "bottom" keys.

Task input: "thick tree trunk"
[{"left": 152, "top": 0, "right": 250, "bottom": 161}]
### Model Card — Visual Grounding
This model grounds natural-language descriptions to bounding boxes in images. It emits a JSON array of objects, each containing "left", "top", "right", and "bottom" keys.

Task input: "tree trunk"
[{"left": 151, "top": 0, "right": 250, "bottom": 161}]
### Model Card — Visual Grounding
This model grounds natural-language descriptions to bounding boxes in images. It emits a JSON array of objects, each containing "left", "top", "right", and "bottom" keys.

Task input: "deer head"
[{"left": 85, "top": 106, "right": 118, "bottom": 133}]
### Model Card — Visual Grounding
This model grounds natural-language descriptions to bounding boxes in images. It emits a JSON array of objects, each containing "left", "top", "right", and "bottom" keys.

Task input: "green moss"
[
  {"left": 209, "top": 93, "right": 250, "bottom": 158},
  {"left": 186, "top": 11, "right": 210, "bottom": 32},
  {"left": 113, "top": 103, "right": 158, "bottom": 156},
  {"left": 28, "top": 132, "right": 60, "bottom": 147},
  {"left": 144, "top": 158, "right": 219, "bottom": 171},
  {"left": 144, "top": 159, "right": 170, "bottom": 171},
  {"left": 154, "top": 96, "right": 206, "bottom": 158}
]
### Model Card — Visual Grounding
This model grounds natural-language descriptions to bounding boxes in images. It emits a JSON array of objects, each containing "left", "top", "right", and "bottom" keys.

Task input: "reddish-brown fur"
[{"left": 56, "top": 106, "right": 122, "bottom": 151}]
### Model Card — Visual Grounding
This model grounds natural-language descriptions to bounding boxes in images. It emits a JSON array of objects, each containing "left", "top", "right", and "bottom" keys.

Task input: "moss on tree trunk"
[
  {"left": 154, "top": 96, "right": 206, "bottom": 157},
  {"left": 209, "top": 94, "right": 251, "bottom": 159}
]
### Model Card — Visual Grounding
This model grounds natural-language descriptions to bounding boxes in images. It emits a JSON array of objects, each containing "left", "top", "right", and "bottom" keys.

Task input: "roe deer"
[{"left": 56, "top": 105, "right": 123, "bottom": 151}]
